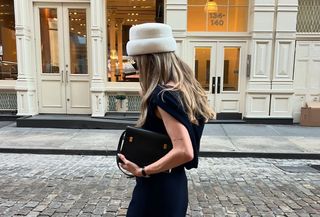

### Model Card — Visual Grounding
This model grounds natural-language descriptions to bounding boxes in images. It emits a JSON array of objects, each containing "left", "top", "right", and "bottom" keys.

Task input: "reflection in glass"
[
  {"left": 69, "top": 9, "right": 87, "bottom": 74},
  {"left": 0, "top": 0, "right": 17, "bottom": 80},
  {"left": 40, "top": 8, "right": 59, "bottom": 74},
  {"left": 223, "top": 47, "right": 240, "bottom": 91},
  {"left": 195, "top": 47, "right": 211, "bottom": 91}
]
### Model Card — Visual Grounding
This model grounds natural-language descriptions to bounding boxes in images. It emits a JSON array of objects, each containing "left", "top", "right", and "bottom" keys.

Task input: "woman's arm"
[
  {"left": 118, "top": 106, "right": 193, "bottom": 177},
  {"left": 143, "top": 106, "right": 193, "bottom": 175}
]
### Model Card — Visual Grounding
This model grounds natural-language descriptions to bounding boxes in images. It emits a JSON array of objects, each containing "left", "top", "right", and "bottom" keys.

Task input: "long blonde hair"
[{"left": 134, "top": 52, "right": 215, "bottom": 127}]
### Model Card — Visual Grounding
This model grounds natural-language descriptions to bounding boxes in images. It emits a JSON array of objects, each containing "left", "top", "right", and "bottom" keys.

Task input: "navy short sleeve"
[
  {"left": 154, "top": 88, "right": 191, "bottom": 130},
  {"left": 144, "top": 85, "right": 204, "bottom": 169}
]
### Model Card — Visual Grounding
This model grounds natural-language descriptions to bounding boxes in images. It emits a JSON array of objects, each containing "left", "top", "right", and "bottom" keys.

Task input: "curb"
[{"left": 1, "top": 148, "right": 320, "bottom": 160}]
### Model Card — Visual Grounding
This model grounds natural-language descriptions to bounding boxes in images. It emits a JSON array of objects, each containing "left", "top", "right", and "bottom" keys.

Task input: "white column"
[
  {"left": 272, "top": 0, "right": 298, "bottom": 86},
  {"left": 14, "top": 0, "right": 38, "bottom": 116},
  {"left": 90, "top": 0, "right": 107, "bottom": 117},
  {"left": 165, "top": 0, "right": 187, "bottom": 61},
  {"left": 246, "top": 0, "right": 275, "bottom": 118}
]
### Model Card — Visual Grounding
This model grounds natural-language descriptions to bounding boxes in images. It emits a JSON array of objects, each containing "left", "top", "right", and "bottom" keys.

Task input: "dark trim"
[
  {"left": 207, "top": 119, "right": 246, "bottom": 124},
  {"left": 16, "top": 117, "right": 135, "bottom": 129},
  {"left": 244, "top": 118, "right": 293, "bottom": 125},
  {"left": 199, "top": 151, "right": 320, "bottom": 160},
  {"left": 104, "top": 112, "right": 140, "bottom": 116},
  {"left": 0, "top": 148, "right": 319, "bottom": 160},
  {"left": 216, "top": 112, "right": 242, "bottom": 120},
  {"left": 0, "top": 148, "right": 109, "bottom": 156},
  {"left": 0, "top": 114, "right": 24, "bottom": 121}
]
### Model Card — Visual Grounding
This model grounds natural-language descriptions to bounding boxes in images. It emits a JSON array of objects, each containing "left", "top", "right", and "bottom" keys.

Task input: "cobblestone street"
[{"left": 0, "top": 154, "right": 320, "bottom": 217}]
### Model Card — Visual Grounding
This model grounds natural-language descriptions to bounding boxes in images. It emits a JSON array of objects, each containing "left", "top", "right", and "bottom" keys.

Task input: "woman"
[{"left": 118, "top": 23, "right": 214, "bottom": 217}]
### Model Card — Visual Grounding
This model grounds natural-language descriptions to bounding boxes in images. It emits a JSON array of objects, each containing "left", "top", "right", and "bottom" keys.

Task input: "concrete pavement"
[{"left": 0, "top": 121, "right": 320, "bottom": 158}]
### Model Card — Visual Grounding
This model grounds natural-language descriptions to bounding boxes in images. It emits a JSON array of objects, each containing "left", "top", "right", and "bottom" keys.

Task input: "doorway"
[
  {"left": 34, "top": 2, "right": 91, "bottom": 114},
  {"left": 191, "top": 41, "right": 247, "bottom": 119}
]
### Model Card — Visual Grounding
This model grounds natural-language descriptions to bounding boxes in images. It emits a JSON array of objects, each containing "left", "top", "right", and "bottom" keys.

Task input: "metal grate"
[
  {"left": 308, "top": 164, "right": 320, "bottom": 171},
  {"left": 275, "top": 165, "right": 319, "bottom": 173},
  {"left": 297, "top": 0, "right": 320, "bottom": 33},
  {"left": 0, "top": 91, "right": 17, "bottom": 111},
  {"left": 107, "top": 95, "right": 117, "bottom": 111},
  {"left": 127, "top": 95, "right": 141, "bottom": 112}
]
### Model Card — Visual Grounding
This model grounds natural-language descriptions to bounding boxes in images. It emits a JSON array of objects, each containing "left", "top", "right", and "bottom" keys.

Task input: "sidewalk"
[{"left": 0, "top": 121, "right": 320, "bottom": 159}]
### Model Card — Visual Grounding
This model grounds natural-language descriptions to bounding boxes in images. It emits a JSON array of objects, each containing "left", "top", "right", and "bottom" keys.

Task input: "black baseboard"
[
  {"left": 244, "top": 117, "right": 293, "bottom": 125},
  {"left": 216, "top": 113, "right": 242, "bottom": 120},
  {"left": 16, "top": 117, "right": 135, "bottom": 129},
  {"left": 0, "top": 112, "right": 23, "bottom": 121}
]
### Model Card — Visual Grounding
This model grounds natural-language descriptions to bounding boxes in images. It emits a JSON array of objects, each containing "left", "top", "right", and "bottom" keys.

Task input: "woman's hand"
[{"left": 118, "top": 154, "right": 142, "bottom": 177}]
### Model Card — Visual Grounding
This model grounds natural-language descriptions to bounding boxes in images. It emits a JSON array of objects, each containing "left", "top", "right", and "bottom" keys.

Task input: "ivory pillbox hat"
[{"left": 126, "top": 23, "right": 177, "bottom": 56}]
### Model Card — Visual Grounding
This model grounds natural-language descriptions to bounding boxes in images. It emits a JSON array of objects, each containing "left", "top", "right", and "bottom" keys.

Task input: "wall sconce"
[{"left": 205, "top": 0, "right": 218, "bottom": 13}]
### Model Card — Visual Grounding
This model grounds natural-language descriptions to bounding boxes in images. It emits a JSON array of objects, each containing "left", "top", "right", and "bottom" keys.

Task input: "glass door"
[
  {"left": 35, "top": 4, "right": 65, "bottom": 113},
  {"left": 63, "top": 4, "right": 91, "bottom": 114},
  {"left": 193, "top": 44, "right": 217, "bottom": 110},
  {"left": 214, "top": 42, "right": 246, "bottom": 119},
  {"left": 34, "top": 3, "right": 91, "bottom": 114},
  {"left": 192, "top": 41, "right": 246, "bottom": 119}
]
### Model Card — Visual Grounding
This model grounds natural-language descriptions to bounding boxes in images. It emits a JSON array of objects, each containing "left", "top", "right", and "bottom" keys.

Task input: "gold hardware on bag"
[
  {"left": 163, "top": 143, "right": 168, "bottom": 150},
  {"left": 129, "top": 137, "right": 134, "bottom": 142}
]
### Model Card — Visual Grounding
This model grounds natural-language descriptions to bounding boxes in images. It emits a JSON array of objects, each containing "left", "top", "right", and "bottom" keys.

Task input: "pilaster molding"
[
  {"left": 14, "top": 0, "right": 38, "bottom": 115},
  {"left": 166, "top": 0, "right": 187, "bottom": 5},
  {"left": 91, "top": 28, "right": 104, "bottom": 38},
  {"left": 166, "top": 4, "right": 187, "bottom": 10},
  {"left": 165, "top": 0, "right": 187, "bottom": 32},
  {"left": 250, "top": 40, "right": 272, "bottom": 81},
  {"left": 91, "top": 0, "right": 102, "bottom": 28},
  {"left": 249, "top": 0, "right": 275, "bottom": 84},
  {"left": 253, "top": 5, "right": 276, "bottom": 12},
  {"left": 275, "top": 0, "right": 298, "bottom": 37},
  {"left": 15, "top": 26, "right": 32, "bottom": 38},
  {"left": 271, "top": 0, "right": 298, "bottom": 84},
  {"left": 90, "top": 0, "right": 107, "bottom": 117}
]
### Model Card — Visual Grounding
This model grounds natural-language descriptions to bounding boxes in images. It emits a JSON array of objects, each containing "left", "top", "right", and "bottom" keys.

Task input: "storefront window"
[
  {"left": 69, "top": 9, "right": 88, "bottom": 75},
  {"left": 106, "top": 0, "right": 163, "bottom": 82},
  {"left": 39, "top": 8, "right": 59, "bottom": 74},
  {"left": 188, "top": 0, "right": 248, "bottom": 32},
  {"left": 0, "top": 0, "right": 17, "bottom": 80},
  {"left": 223, "top": 47, "right": 240, "bottom": 91}
]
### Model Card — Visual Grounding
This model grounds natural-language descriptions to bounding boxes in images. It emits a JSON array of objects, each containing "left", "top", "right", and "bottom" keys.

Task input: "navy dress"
[{"left": 126, "top": 85, "right": 205, "bottom": 217}]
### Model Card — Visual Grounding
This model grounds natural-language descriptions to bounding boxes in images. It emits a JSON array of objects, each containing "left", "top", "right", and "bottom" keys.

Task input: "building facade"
[{"left": 0, "top": 0, "right": 319, "bottom": 123}]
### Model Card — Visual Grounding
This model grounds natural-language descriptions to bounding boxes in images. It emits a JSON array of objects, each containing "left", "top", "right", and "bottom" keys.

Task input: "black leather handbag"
[{"left": 116, "top": 126, "right": 173, "bottom": 177}]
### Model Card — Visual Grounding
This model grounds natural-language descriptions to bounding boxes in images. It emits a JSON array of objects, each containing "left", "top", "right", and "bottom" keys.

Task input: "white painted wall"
[
  {"left": 293, "top": 41, "right": 320, "bottom": 122},
  {"left": 246, "top": 0, "right": 298, "bottom": 119}
]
